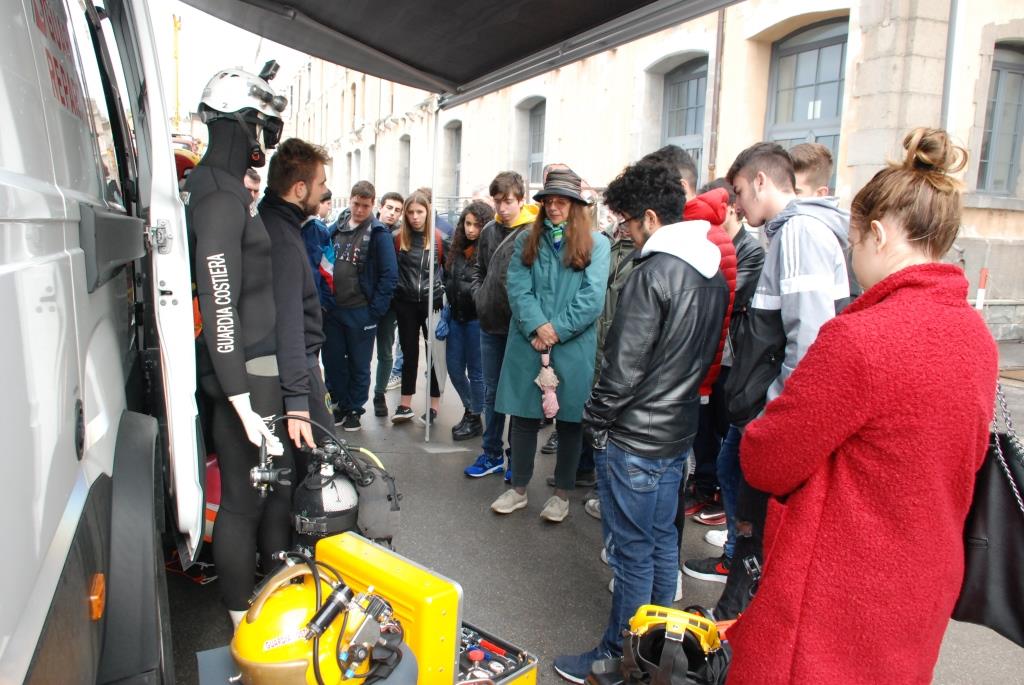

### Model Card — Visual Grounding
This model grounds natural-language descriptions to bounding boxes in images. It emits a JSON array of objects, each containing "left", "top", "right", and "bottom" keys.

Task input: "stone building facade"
[{"left": 283, "top": 0, "right": 1024, "bottom": 339}]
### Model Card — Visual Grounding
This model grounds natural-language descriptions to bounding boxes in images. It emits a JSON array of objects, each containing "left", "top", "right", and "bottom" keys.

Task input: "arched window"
[
  {"left": 350, "top": 83, "right": 357, "bottom": 130},
  {"left": 528, "top": 100, "right": 546, "bottom": 185},
  {"left": 663, "top": 58, "right": 708, "bottom": 183},
  {"left": 444, "top": 121, "right": 463, "bottom": 200},
  {"left": 766, "top": 19, "right": 848, "bottom": 170},
  {"left": 398, "top": 135, "right": 411, "bottom": 196},
  {"left": 979, "top": 44, "right": 1024, "bottom": 193}
]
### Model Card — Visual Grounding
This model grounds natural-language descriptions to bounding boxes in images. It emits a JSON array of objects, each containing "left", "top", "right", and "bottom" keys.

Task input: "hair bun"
[{"left": 902, "top": 127, "right": 967, "bottom": 175}]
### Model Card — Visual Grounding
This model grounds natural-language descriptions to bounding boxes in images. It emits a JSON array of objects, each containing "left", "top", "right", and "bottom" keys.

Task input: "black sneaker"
[
  {"left": 373, "top": 394, "right": 388, "bottom": 417},
  {"left": 540, "top": 432, "right": 559, "bottom": 454},
  {"left": 545, "top": 470, "right": 597, "bottom": 488},
  {"left": 452, "top": 412, "right": 482, "bottom": 441},
  {"left": 333, "top": 405, "right": 347, "bottom": 425},
  {"left": 391, "top": 406, "right": 414, "bottom": 423},
  {"left": 420, "top": 408, "right": 438, "bottom": 424},
  {"left": 682, "top": 554, "right": 731, "bottom": 583},
  {"left": 340, "top": 413, "right": 361, "bottom": 432}
]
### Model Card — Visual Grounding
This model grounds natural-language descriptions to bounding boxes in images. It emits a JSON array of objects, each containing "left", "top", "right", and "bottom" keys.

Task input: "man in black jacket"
[
  {"left": 259, "top": 138, "right": 333, "bottom": 452},
  {"left": 554, "top": 162, "right": 729, "bottom": 682}
]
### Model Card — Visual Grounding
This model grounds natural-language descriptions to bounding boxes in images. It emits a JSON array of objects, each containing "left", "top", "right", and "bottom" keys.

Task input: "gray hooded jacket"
[{"left": 725, "top": 197, "right": 856, "bottom": 424}]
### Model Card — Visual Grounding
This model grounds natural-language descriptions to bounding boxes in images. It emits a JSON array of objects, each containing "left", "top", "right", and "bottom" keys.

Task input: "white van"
[{"left": 1, "top": 0, "right": 200, "bottom": 681}]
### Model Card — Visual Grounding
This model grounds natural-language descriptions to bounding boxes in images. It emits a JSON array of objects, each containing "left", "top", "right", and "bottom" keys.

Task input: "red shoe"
[{"left": 694, "top": 503, "right": 726, "bottom": 526}]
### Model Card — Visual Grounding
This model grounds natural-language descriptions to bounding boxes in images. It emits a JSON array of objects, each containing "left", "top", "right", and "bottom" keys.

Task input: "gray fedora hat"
[{"left": 533, "top": 168, "right": 589, "bottom": 204}]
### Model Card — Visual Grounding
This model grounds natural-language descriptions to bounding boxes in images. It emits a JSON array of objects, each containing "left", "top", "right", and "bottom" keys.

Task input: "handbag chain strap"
[{"left": 993, "top": 381, "right": 1024, "bottom": 516}]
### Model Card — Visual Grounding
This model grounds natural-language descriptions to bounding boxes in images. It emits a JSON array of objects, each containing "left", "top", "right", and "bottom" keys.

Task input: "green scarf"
[{"left": 544, "top": 218, "right": 566, "bottom": 250}]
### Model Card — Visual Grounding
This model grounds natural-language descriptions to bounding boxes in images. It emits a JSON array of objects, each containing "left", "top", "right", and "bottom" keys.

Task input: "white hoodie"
[{"left": 640, "top": 220, "right": 721, "bottom": 278}]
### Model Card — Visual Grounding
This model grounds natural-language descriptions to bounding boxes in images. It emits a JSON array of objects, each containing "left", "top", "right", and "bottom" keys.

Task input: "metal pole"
[
  {"left": 940, "top": 0, "right": 959, "bottom": 129},
  {"left": 424, "top": 95, "right": 442, "bottom": 441}
]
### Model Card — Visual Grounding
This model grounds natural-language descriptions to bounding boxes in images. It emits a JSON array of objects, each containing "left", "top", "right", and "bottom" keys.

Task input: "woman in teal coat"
[{"left": 492, "top": 168, "right": 610, "bottom": 523}]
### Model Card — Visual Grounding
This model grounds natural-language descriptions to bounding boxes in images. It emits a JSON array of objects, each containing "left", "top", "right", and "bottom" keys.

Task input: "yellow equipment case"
[{"left": 316, "top": 532, "right": 537, "bottom": 684}]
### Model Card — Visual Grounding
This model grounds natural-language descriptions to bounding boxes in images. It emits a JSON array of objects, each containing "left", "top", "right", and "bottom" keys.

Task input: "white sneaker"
[
  {"left": 385, "top": 373, "right": 402, "bottom": 391},
  {"left": 490, "top": 489, "right": 528, "bottom": 514},
  {"left": 539, "top": 495, "right": 569, "bottom": 522},
  {"left": 600, "top": 547, "right": 608, "bottom": 565},
  {"left": 607, "top": 572, "right": 683, "bottom": 603},
  {"left": 584, "top": 498, "right": 601, "bottom": 519},
  {"left": 704, "top": 529, "right": 728, "bottom": 548}
]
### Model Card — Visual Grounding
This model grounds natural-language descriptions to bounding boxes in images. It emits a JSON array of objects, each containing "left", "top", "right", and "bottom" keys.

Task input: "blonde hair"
[
  {"left": 850, "top": 128, "right": 967, "bottom": 259},
  {"left": 398, "top": 190, "right": 433, "bottom": 252}
]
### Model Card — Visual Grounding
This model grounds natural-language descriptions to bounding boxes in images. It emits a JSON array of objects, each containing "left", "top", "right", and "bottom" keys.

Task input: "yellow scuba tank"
[{"left": 230, "top": 561, "right": 392, "bottom": 684}]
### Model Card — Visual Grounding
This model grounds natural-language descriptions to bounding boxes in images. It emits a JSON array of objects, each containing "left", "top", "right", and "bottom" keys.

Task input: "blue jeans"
[
  {"left": 716, "top": 425, "right": 742, "bottom": 559},
  {"left": 480, "top": 330, "right": 508, "bottom": 459},
  {"left": 446, "top": 318, "right": 484, "bottom": 413},
  {"left": 597, "top": 442, "right": 687, "bottom": 655},
  {"left": 393, "top": 344, "right": 403, "bottom": 375},
  {"left": 322, "top": 306, "right": 377, "bottom": 415}
]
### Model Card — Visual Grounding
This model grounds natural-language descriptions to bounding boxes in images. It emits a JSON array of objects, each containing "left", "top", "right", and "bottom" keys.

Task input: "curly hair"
[
  {"left": 603, "top": 161, "right": 686, "bottom": 226},
  {"left": 448, "top": 201, "right": 494, "bottom": 268},
  {"left": 641, "top": 145, "right": 698, "bottom": 189}
]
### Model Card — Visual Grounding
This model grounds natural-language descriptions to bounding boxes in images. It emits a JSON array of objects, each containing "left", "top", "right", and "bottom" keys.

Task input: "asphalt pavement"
[{"left": 168, "top": 340, "right": 1024, "bottom": 684}]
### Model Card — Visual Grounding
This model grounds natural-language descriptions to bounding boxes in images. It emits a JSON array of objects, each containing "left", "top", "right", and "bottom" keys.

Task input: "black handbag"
[{"left": 952, "top": 382, "right": 1024, "bottom": 646}]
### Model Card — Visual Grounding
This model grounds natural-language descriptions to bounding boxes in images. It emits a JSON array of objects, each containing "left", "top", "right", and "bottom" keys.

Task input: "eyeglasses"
[{"left": 617, "top": 215, "right": 635, "bottom": 231}]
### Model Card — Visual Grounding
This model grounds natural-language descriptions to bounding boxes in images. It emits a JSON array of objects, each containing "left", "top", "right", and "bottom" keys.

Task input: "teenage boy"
[
  {"left": 301, "top": 190, "right": 334, "bottom": 309},
  {"left": 790, "top": 142, "right": 834, "bottom": 197},
  {"left": 717, "top": 142, "right": 854, "bottom": 618},
  {"left": 320, "top": 181, "right": 398, "bottom": 431},
  {"left": 682, "top": 178, "right": 766, "bottom": 584},
  {"left": 553, "top": 161, "right": 728, "bottom": 681},
  {"left": 258, "top": 139, "right": 333, "bottom": 452},
  {"left": 371, "top": 191, "right": 404, "bottom": 416},
  {"left": 463, "top": 171, "right": 539, "bottom": 479}
]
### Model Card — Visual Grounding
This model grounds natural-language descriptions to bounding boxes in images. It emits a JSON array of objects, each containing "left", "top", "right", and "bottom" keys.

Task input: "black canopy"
[{"left": 182, "top": 0, "right": 735, "bottom": 107}]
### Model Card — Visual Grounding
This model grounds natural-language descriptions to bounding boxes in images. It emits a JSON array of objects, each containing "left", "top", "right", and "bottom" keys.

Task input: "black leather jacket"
[
  {"left": 394, "top": 230, "right": 444, "bottom": 307},
  {"left": 729, "top": 226, "right": 766, "bottom": 340},
  {"left": 445, "top": 249, "right": 477, "bottom": 322},
  {"left": 584, "top": 249, "right": 729, "bottom": 458}
]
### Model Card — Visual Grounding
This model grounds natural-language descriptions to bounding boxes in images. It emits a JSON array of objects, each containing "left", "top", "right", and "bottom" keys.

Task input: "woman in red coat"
[{"left": 727, "top": 128, "right": 999, "bottom": 684}]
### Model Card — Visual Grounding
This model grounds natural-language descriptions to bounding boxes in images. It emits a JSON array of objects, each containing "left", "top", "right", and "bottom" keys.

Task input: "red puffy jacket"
[{"left": 683, "top": 187, "right": 736, "bottom": 397}]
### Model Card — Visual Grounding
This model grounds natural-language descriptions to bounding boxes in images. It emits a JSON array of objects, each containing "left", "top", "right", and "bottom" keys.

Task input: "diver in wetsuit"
[{"left": 184, "top": 65, "right": 289, "bottom": 628}]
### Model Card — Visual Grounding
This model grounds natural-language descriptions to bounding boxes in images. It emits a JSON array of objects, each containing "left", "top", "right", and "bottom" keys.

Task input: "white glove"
[{"left": 228, "top": 393, "right": 284, "bottom": 456}]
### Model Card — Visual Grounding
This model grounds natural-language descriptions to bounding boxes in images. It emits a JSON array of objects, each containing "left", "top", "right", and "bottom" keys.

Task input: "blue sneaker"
[
  {"left": 553, "top": 646, "right": 612, "bottom": 683},
  {"left": 504, "top": 466, "right": 513, "bottom": 483},
  {"left": 464, "top": 453, "right": 504, "bottom": 478}
]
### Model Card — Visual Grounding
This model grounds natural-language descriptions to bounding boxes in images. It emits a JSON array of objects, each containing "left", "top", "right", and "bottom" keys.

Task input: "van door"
[{"left": 102, "top": 0, "right": 205, "bottom": 559}]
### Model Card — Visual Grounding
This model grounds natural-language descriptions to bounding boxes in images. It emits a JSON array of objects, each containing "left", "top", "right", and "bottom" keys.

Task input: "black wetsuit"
[{"left": 185, "top": 119, "right": 292, "bottom": 611}]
